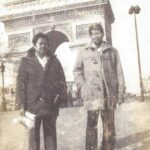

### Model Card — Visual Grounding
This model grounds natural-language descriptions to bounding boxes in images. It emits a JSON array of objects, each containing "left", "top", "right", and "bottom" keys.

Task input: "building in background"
[{"left": 0, "top": 0, "right": 114, "bottom": 109}]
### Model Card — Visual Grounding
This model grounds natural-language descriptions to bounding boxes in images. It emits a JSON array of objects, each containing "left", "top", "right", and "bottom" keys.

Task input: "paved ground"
[{"left": 0, "top": 100, "right": 150, "bottom": 150}]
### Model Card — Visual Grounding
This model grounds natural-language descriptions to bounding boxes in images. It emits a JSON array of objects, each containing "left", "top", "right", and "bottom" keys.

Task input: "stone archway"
[
  {"left": 46, "top": 30, "right": 81, "bottom": 107},
  {"left": 46, "top": 30, "right": 69, "bottom": 54}
]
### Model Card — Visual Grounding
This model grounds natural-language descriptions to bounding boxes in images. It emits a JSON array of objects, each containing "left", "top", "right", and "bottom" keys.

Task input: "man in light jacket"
[{"left": 73, "top": 23, "right": 125, "bottom": 150}]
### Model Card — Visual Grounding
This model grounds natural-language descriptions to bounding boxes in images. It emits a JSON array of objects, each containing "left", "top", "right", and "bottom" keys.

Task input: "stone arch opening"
[{"left": 46, "top": 30, "right": 69, "bottom": 54}]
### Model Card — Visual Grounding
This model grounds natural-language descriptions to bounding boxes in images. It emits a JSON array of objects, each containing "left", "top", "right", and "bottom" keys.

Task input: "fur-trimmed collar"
[
  {"left": 27, "top": 47, "right": 54, "bottom": 58},
  {"left": 85, "top": 41, "right": 112, "bottom": 52}
]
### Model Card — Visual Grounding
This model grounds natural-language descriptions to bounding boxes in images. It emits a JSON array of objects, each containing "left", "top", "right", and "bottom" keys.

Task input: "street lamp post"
[
  {"left": 1, "top": 62, "right": 6, "bottom": 111},
  {"left": 129, "top": 5, "right": 144, "bottom": 101}
]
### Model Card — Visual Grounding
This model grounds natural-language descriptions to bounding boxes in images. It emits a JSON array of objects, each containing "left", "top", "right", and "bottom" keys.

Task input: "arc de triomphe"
[{"left": 0, "top": 0, "right": 114, "bottom": 107}]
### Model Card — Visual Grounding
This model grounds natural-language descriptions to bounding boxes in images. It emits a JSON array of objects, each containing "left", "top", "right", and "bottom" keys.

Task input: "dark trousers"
[
  {"left": 28, "top": 115, "right": 57, "bottom": 150},
  {"left": 86, "top": 105, "right": 116, "bottom": 150}
]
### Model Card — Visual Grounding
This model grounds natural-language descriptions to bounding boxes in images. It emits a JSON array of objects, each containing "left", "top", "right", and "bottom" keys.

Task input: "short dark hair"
[
  {"left": 32, "top": 33, "right": 49, "bottom": 46},
  {"left": 89, "top": 23, "right": 104, "bottom": 36}
]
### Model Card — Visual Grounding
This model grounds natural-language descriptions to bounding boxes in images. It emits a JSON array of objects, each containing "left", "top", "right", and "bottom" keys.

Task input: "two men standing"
[
  {"left": 73, "top": 23, "right": 125, "bottom": 150},
  {"left": 16, "top": 33, "right": 67, "bottom": 150},
  {"left": 16, "top": 23, "right": 125, "bottom": 150}
]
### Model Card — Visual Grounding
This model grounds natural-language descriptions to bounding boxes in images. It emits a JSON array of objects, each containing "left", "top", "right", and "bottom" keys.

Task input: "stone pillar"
[{"left": 70, "top": 0, "right": 115, "bottom": 49}]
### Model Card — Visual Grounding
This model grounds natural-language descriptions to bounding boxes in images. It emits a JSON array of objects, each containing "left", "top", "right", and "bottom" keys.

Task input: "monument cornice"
[{"left": 0, "top": 0, "right": 110, "bottom": 21}]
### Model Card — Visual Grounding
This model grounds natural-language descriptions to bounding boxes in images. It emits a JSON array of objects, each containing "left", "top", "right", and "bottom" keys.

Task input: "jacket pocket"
[{"left": 81, "top": 83, "right": 101, "bottom": 101}]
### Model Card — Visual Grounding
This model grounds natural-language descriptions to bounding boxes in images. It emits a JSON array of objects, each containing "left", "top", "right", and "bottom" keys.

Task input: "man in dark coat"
[
  {"left": 16, "top": 33, "right": 67, "bottom": 150},
  {"left": 73, "top": 23, "right": 126, "bottom": 150}
]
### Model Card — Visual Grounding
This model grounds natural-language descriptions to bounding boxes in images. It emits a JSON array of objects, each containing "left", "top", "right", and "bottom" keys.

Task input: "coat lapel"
[
  {"left": 44, "top": 55, "right": 56, "bottom": 72},
  {"left": 27, "top": 48, "right": 44, "bottom": 72},
  {"left": 32, "top": 55, "right": 45, "bottom": 72},
  {"left": 27, "top": 47, "right": 56, "bottom": 73}
]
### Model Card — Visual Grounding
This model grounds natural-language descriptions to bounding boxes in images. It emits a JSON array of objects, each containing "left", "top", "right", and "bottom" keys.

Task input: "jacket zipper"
[{"left": 100, "top": 51, "right": 109, "bottom": 99}]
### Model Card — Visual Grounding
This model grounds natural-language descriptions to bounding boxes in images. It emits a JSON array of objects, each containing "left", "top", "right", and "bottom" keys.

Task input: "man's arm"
[
  {"left": 115, "top": 50, "right": 126, "bottom": 104},
  {"left": 73, "top": 49, "right": 85, "bottom": 91},
  {"left": 55, "top": 59, "right": 68, "bottom": 107},
  {"left": 16, "top": 58, "right": 28, "bottom": 111}
]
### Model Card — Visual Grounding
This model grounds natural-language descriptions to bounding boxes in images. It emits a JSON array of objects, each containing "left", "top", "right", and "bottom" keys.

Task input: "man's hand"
[{"left": 19, "top": 107, "right": 25, "bottom": 116}]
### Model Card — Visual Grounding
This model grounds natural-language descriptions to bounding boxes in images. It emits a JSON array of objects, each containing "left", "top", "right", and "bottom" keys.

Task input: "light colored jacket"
[{"left": 73, "top": 41, "right": 125, "bottom": 110}]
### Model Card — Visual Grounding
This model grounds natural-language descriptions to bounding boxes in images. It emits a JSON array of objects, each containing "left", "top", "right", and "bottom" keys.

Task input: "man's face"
[
  {"left": 34, "top": 37, "right": 49, "bottom": 57},
  {"left": 90, "top": 29, "right": 104, "bottom": 46}
]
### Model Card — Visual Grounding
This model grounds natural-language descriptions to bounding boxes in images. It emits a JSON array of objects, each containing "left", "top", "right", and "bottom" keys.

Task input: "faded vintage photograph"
[{"left": 0, "top": 0, "right": 150, "bottom": 150}]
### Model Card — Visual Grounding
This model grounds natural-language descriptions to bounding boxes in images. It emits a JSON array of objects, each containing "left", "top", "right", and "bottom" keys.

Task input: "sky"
[
  {"left": 56, "top": 0, "right": 150, "bottom": 93},
  {"left": 110, "top": 0, "right": 150, "bottom": 93},
  {"left": 0, "top": 0, "right": 150, "bottom": 93}
]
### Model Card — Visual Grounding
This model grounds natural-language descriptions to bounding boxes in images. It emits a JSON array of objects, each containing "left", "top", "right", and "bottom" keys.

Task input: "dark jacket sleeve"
[
  {"left": 115, "top": 50, "right": 126, "bottom": 102},
  {"left": 55, "top": 59, "right": 68, "bottom": 107},
  {"left": 16, "top": 58, "right": 28, "bottom": 110}
]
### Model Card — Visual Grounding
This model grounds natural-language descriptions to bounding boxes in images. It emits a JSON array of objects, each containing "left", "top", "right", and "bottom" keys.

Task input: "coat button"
[
  {"left": 94, "top": 84, "right": 101, "bottom": 90},
  {"left": 39, "top": 98, "right": 44, "bottom": 102},
  {"left": 93, "top": 71, "right": 100, "bottom": 77}
]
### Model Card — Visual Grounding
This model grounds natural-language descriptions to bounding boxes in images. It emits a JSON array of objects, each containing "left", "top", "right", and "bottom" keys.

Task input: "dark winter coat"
[{"left": 16, "top": 48, "right": 67, "bottom": 116}]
